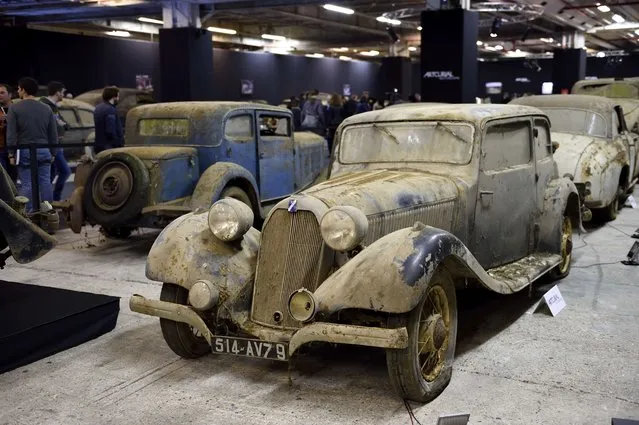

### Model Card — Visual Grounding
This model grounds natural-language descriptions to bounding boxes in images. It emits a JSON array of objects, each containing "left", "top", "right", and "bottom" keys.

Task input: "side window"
[
  {"left": 534, "top": 119, "right": 551, "bottom": 159},
  {"left": 482, "top": 120, "right": 532, "bottom": 171},
  {"left": 78, "top": 109, "right": 94, "bottom": 126},
  {"left": 224, "top": 115, "right": 254, "bottom": 140},
  {"left": 612, "top": 112, "right": 619, "bottom": 137},
  {"left": 59, "top": 109, "right": 78, "bottom": 126},
  {"left": 259, "top": 115, "right": 291, "bottom": 137}
]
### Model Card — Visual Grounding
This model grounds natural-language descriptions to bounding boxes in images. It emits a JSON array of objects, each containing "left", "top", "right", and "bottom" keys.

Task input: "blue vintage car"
[{"left": 65, "top": 102, "right": 329, "bottom": 237}]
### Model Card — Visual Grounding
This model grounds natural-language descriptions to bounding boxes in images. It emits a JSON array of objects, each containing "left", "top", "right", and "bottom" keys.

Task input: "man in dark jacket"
[
  {"left": 94, "top": 86, "right": 124, "bottom": 154},
  {"left": 40, "top": 81, "right": 70, "bottom": 201}
]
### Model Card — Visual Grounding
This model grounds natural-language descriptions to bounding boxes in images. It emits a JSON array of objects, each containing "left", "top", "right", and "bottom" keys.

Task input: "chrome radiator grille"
[
  {"left": 251, "top": 209, "right": 328, "bottom": 328},
  {"left": 364, "top": 199, "right": 457, "bottom": 245}
]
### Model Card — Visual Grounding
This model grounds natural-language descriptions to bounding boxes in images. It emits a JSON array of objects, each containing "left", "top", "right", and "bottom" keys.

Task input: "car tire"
[
  {"left": 83, "top": 152, "right": 149, "bottom": 228},
  {"left": 549, "top": 215, "right": 573, "bottom": 280},
  {"left": 594, "top": 196, "right": 619, "bottom": 223},
  {"left": 100, "top": 226, "right": 133, "bottom": 239},
  {"left": 386, "top": 269, "right": 457, "bottom": 403},
  {"left": 159, "top": 283, "right": 211, "bottom": 359}
]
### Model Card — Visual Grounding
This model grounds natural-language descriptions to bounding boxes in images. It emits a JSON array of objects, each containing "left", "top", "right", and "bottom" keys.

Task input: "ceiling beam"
[
  {"left": 560, "top": 1, "right": 639, "bottom": 10},
  {"left": 207, "top": 0, "right": 327, "bottom": 10},
  {"left": 271, "top": 9, "right": 387, "bottom": 36}
]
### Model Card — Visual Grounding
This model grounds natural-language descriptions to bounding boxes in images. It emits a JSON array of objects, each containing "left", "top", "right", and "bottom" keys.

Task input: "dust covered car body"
[
  {"left": 75, "top": 88, "right": 155, "bottom": 127},
  {"left": 57, "top": 99, "right": 96, "bottom": 158},
  {"left": 0, "top": 167, "right": 56, "bottom": 269},
  {"left": 64, "top": 102, "right": 329, "bottom": 237},
  {"left": 571, "top": 77, "right": 639, "bottom": 99},
  {"left": 130, "top": 104, "right": 579, "bottom": 403},
  {"left": 511, "top": 94, "right": 638, "bottom": 221}
]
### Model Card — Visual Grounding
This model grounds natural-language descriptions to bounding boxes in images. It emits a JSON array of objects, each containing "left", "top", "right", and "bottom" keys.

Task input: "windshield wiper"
[
  {"left": 434, "top": 122, "right": 469, "bottom": 144},
  {"left": 372, "top": 123, "right": 400, "bottom": 144}
]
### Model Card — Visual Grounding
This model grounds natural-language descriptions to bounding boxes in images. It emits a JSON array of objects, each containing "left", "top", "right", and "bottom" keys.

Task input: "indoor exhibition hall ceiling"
[{"left": 1, "top": 0, "right": 639, "bottom": 60}]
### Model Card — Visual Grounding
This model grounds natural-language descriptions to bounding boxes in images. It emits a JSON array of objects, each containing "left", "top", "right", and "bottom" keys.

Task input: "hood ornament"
[{"left": 288, "top": 199, "right": 297, "bottom": 213}]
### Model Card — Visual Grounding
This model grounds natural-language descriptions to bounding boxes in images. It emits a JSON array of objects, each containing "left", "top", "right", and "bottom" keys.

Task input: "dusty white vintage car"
[
  {"left": 511, "top": 94, "right": 638, "bottom": 221},
  {"left": 130, "top": 104, "right": 580, "bottom": 403}
]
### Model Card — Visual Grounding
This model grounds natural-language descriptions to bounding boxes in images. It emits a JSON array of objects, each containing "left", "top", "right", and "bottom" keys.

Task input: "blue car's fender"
[{"left": 190, "top": 162, "right": 263, "bottom": 218}]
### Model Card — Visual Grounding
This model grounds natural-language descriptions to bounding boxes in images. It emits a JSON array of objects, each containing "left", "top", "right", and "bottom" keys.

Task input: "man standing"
[
  {"left": 0, "top": 83, "right": 14, "bottom": 180},
  {"left": 6, "top": 77, "right": 57, "bottom": 211},
  {"left": 93, "top": 86, "right": 123, "bottom": 154},
  {"left": 40, "top": 81, "right": 71, "bottom": 201}
]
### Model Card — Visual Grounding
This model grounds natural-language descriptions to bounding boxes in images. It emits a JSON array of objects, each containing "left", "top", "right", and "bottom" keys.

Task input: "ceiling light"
[
  {"left": 484, "top": 46, "right": 497, "bottom": 51},
  {"left": 377, "top": 16, "right": 401, "bottom": 26},
  {"left": 516, "top": 48, "right": 521, "bottom": 53},
  {"left": 331, "top": 47, "right": 349, "bottom": 52},
  {"left": 138, "top": 17, "right": 163, "bottom": 25},
  {"left": 597, "top": 5, "right": 610, "bottom": 12},
  {"left": 540, "top": 37, "right": 554, "bottom": 43},
  {"left": 208, "top": 26, "right": 237, "bottom": 35},
  {"left": 323, "top": 4, "right": 354, "bottom": 14},
  {"left": 417, "top": 26, "right": 422, "bottom": 31},
  {"left": 305, "top": 53, "right": 324, "bottom": 58},
  {"left": 612, "top": 14, "right": 625, "bottom": 23},
  {"left": 596, "top": 51, "right": 605, "bottom": 57},
  {"left": 262, "top": 34, "right": 286, "bottom": 41},
  {"left": 339, "top": 56, "right": 352, "bottom": 61},
  {"left": 490, "top": 32, "right": 497, "bottom": 37},
  {"left": 476, "top": 40, "right": 483, "bottom": 46},
  {"left": 588, "top": 22, "right": 639, "bottom": 32},
  {"left": 269, "top": 48, "right": 291, "bottom": 55},
  {"left": 635, "top": 29, "right": 639, "bottom": 35},
  {"left": 360, "top": 50, "right": 380, "bottom": 56},
  {"left": 495, "top": 45, "right": 504, "bottom": 50},
  {"left": 408, "top": 46, "right": 417, "bottom": 52},
  {"left": 105, "top": 30, "right": 130, "bottom": 37}
]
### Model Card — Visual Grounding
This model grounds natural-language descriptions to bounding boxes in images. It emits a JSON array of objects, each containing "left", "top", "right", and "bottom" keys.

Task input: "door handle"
[
  {"left": 259, "top": 152, "right": 265, "bottom": 159},
  {"left": 480, "top": 190, "right": 494, "bottom": 196},
  {"left": 226, "top": 147, "right": 232, "bottom": 156}
]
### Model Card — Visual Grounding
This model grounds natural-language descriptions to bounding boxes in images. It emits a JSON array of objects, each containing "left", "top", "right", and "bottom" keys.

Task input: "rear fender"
[
  {"left": 538, "top": 178, "right": 581, "bottom": 253},
  {"left": 190, "top": 162, "right": 263, "bottom": 218},
  {"left": 145, "top": 211, "right": 260, "bottom": 313},
  {"left": 314, "top": 223, "right": 520, "bottom": 316}
]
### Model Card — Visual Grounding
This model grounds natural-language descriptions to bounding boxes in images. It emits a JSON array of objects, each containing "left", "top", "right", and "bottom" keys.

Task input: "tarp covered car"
[
  {"left": 62, "top": 102, "right": 329, "bottom": 237},
  {"left": 512, "top": 94, "right": 638, "bottom": 221},
  {"left": 130, "top": 104, "right": 580, "bottom": 403}
]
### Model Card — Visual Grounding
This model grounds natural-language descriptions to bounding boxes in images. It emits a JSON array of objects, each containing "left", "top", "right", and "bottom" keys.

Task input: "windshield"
[
  {"left": 541, "top": 108, "right": 609, "bottom": 138},
  {"left": 339, "top": 121, "right": 474, "bottom": 164}
]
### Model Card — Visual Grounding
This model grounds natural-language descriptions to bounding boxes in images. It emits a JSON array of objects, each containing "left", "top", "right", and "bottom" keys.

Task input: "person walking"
[
  {"left": 94, "top": 86, "right": 124, "bottom": 154},
  {"left": 40, "top": 81, "right": 71, "bottom": 201},
  {"left": 6, "top": 77, "right": 57, "bottom": 211},
  {"left": 300, "top": 92, "right": 325, "bottom": 137},
  {"left": 0, "top": 83, "right": 15, "bottom": 181},
  {"left": 325, "top": 93, "right": 344, "bottom": 152}
]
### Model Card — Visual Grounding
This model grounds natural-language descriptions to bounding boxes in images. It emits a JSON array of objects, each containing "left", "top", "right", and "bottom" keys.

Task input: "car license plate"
[{"left": 212, "top": 336, "right": 288, "bottom": 361}]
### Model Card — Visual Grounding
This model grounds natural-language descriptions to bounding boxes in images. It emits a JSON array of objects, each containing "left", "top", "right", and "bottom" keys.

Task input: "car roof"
[
  {"left": 58, "top": 98, "right": 95, "bottom": 110},
  {"left": 510, "top": 94, "right": 618, "bottom": 116},
  {"left": 128, "top": 101, "right": 287, "bottom": 120},
  {"left": 342, "top": 103, "right": 544, "bottom": 126}
]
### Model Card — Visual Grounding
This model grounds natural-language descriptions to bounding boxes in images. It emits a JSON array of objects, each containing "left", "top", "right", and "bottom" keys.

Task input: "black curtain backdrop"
[{"left": 1, "top": 28, "right": 379, "bottom": 105}]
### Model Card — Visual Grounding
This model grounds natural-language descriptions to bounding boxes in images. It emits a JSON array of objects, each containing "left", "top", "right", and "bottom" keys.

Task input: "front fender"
[
  {"left": 190, "top": 162, "right": 262, "bottom": 217},
  {"left": 314, "top": 223, "right": 522, "bottom": 316},
  {"left": 145, "top": 211, "right": 260, "bottom": 295}
]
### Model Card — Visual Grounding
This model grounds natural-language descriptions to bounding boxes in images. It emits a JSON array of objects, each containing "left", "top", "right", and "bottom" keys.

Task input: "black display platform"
[{"left": 0, "top": 280, "right": 119, "bottom": 373}]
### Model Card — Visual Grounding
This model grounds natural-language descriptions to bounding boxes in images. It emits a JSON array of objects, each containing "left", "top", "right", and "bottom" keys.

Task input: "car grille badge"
[{"left": 287, "top": 199, "right": 297, "bottom": 213}]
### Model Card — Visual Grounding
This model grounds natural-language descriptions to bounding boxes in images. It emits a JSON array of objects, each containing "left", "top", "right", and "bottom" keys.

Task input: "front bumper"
[{"left": 129, "top": 295, "right": 409, "bottom": 356}]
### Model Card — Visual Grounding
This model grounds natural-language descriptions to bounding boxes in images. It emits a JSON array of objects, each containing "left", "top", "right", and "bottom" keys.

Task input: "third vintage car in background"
[
  {"left": 60, "top": 101, "right": 329, "bottom": 237},
  {"left": 130, "top": 104, "right": 580, "bottom": 403},
  {"left": 512, "top": 94, "right": 638, "bottom": 221}
]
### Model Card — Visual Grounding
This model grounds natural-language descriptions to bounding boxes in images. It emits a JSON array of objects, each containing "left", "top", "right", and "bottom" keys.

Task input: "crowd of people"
[
  {"left": 286, "top": 89, "right": 422, "bottom": 150},
  {"left": 0, "top": 77, "right": 124, "bottom": 213}
]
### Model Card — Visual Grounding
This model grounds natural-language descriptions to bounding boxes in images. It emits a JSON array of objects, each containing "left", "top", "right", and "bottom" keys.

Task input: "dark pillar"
[
  {"left": 552, "top": 48, "right": 586, "bottom": 94},
  {"left": 377, "top": 57, "right": 413, "bottom": 100},
  {"left": 158, "top": 27, "right": 214, "bottom": 102},
  {"left": 420, "top": 9, "right": 478, "bottom": 103}
]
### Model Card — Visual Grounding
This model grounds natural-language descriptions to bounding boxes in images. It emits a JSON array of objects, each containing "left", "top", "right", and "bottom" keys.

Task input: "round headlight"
[
  {"left": 208, "top": 198, "right": 254, "bottom": 241},
  {"left": 320, "top": 206, "right": 368, "bottom": 251},
  {"left": 288, "top": 288, "right": 317, "bottom": 322}
]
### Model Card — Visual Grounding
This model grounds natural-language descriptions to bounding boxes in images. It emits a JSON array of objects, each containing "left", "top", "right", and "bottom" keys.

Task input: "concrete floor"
[{"left": 1, "top": 192, "right": 638, "bottom": 425}]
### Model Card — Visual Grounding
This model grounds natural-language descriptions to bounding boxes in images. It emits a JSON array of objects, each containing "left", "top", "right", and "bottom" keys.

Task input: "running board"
[{"left": 486, "top": 253, "right": 562, "bottom": 292}]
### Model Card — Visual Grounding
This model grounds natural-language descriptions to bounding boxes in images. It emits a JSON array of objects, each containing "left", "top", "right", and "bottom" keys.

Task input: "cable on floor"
[{"left": 403, "top": 399, "right": 423, "bottom": 425}]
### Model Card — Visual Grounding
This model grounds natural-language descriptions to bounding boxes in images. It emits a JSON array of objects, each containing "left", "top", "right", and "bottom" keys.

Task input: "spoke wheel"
[
  {"left": 159, "top": 283, "right": 211, "bottom": 359},
  {"left": 550, "top": 215, "right": 573, "bottom": 280},
  {"left": 386, "top": 269, "right": 457, "bottom": 403}
]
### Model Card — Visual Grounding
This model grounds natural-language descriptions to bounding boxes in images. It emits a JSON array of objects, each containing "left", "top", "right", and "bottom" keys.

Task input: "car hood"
[
  {"left": 97, "top": 146, "right": 197, "bottom": 161},
  {"left": 551, "top": 132, "right": 602, "bottom": 177},
  {"left": 301, "top": 169, "right": 459, "bottom": 215}
]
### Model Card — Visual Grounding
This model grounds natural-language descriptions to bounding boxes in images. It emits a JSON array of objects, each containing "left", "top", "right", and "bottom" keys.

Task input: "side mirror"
[{"left": 552, "top": 141, "right": 560, "bottom": 153}]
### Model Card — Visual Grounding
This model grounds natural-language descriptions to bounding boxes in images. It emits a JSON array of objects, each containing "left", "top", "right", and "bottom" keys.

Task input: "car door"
[
  {"left": 256, "top": 111, "right": 295, "bottom": 201},
  {"left": 221, "top": 112, "right": 258, "bottom": 180},
  {"left": 473, "top": 118, "right": 536, "bottom": 269},
  {"left": 614, "top": 106, "right": 638, "bottom": 181}
]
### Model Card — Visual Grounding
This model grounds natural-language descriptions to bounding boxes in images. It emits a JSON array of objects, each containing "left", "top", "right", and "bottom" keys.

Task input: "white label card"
[
  {"left": 543, "top": 285, "right": 566, "bottom": 316},
  {"left": 625, "top": 195, "right": 637, "bottom": 209}
]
